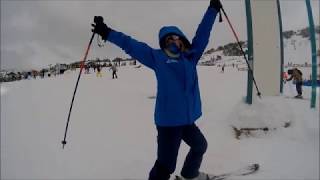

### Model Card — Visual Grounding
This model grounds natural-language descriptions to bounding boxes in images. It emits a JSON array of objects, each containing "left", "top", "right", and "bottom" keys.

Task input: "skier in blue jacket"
[{"left": 92, "top": 0, "right": 222, "bottom": 179}]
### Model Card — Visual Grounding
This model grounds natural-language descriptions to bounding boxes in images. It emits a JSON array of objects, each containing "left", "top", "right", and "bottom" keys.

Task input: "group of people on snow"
[{"left": 83, "top": 64, "right": 118, "bottom": 79}]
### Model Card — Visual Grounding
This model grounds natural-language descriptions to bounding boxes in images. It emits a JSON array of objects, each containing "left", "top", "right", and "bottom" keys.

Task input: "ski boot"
[{"left": 175, "top": 172, "right": 215, "bottom": 180}]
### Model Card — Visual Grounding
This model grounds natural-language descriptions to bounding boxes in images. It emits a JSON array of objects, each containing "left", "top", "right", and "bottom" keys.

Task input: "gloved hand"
[
  {"left": 91, "top": 16, "right": 111, "bottom": 41},
  {"left": 209, "top": 0, "right": 222, "bottom": 11}
]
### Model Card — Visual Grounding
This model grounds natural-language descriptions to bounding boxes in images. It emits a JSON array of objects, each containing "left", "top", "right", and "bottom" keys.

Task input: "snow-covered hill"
[
  {"left": 199, "top": 29, "right": 319, "bottom": 80},
  {"left": 1, "top": 64, "right": 319, "bottom": 179}
]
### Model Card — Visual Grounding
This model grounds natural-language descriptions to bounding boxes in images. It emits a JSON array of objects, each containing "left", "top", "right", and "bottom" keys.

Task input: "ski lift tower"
[{"left": 245, "top": 0, "right": 283, "bottom": 104}]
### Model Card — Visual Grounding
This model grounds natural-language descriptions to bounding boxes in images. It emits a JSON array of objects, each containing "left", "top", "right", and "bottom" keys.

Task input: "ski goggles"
[{"left": 165, "top": 34, "right": 180, "bottom": 42}]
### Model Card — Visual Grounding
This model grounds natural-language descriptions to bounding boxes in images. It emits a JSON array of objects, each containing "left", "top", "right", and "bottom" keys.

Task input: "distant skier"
[
  {"left": 27, "top": 72, "right": 31, "bottom": 79},
  {"left": 40, "top": 70, "right": 45, "bottom": 78},
  {"left": 92, "top": 0, "right": 222, "bottom": 179},
  {"left": 110, "top": 63, "right": 118, "bottom": 79},
  {"left": 93, "top": 64, "right": 96, "bottom": 72},
  {"left": 287, "top": 68, "right": 303, "bottom": 98},
  {"left": 96, "top": 65, "right": 102, "bottom": 77},
  {"left": 221, "top": 64, "right": 225, "bottom": 73},
  {"left": 85, "top": 65, "right": 90, "bottom": 74}
]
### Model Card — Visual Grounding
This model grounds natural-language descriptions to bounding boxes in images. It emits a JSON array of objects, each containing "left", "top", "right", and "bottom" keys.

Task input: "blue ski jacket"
[{"left": 107, "top": 7, "right": 218, "bottom": 126}]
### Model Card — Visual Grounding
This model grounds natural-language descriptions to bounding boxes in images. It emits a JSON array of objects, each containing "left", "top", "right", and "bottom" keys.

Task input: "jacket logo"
[{"left": 166, "top": 59, "right": 179, "bottom": 64}]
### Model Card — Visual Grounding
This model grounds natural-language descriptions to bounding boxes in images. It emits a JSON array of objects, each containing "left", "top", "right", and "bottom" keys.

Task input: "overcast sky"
[{"left": 1, "top": 0, "right": 319, "bottom": 71}]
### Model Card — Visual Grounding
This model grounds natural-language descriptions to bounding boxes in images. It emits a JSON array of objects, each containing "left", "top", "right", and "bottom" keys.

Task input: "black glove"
[
  {"left": 91, "top": 16, "right": 111, "bottom": 41},
  {"left": 210, "top": 0, "right": 222, "bottom": 11}
]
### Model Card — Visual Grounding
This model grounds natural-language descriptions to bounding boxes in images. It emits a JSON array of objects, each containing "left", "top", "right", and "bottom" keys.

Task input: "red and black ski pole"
[
  {"left": 220, "top": 7, "right": 262, "bottom": 97},
  {"left": 62, "top": 32, "right": 95, "bottom": 149}
]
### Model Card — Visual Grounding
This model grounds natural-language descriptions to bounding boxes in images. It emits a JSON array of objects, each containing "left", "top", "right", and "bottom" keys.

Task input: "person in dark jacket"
[
  {"left": 109, "top": 63, "right": 118, "bottom": 79},
  {"left": 221, "top": 64, "right": 225, "bottom": 73},
  {"left": 92, "top": 1, "right": 222, "bottom": 179},
  {"left": 287, "top": 68, "right": 303, "bottom": 98},
  {"left": 96, "top": 64, "right": 102, "bottom": 77}
]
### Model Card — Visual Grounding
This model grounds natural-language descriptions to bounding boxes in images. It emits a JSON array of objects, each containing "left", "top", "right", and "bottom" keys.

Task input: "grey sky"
[{"left": 1, "top": 0, "right": 319, "bottom": 71}]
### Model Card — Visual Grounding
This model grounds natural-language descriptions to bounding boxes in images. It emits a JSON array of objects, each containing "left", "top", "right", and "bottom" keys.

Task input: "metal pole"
[{"left": 305, "top": 0, "right": 317, "bottom": 108}]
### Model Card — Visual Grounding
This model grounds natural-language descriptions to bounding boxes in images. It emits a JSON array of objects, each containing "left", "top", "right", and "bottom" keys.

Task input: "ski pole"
[
  {"left": 62, "top": 32, "right": 96, "bottom": 149},
  {"left": 220, "top": 7, "right": 262, "bottom": 97}
]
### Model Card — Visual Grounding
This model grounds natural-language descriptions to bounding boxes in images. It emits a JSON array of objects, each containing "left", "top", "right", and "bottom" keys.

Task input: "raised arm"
[
  {"left": 287, "top": 75, "right": 293, "bottom": 81},
  {"left": 92, "top": 16, "right": 155, "bottom": 70},
  {"left": 190, "top": 0, "right": 221, "bottom": 62},
  {"left": 107, "top": 30, "right": 155, "bottom": 70}
]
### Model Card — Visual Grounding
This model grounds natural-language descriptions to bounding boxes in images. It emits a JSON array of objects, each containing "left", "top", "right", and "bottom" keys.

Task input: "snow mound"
[{"left": 228, "top": 97, "right": 293, "bottom": 129}]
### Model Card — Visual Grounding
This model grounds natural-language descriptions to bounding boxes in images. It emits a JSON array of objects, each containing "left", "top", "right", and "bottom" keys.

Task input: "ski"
[{"left": 174, "top": 163, "right": 259, "bottom": 180}]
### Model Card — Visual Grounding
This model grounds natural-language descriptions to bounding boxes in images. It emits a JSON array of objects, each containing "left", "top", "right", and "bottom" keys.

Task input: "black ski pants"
[
  {"left": 149, "top": 123, "right": 207, "bottom": 180},
  {"left": 296, "top": 81, "right": 303, "bottom": 96},
  {"left": 112, "top": 71, "right": 117, "bottom": 79}
]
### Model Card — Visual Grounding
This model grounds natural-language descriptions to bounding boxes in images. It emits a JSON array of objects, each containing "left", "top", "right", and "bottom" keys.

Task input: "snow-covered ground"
[{"left": 1, "top": 64, "right": 319, "bottom": 180}]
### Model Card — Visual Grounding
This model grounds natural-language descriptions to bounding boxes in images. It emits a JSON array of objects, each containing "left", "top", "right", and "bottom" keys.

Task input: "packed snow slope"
[{"left": 1, "top": 65, "right": 319, "bottom": 180}]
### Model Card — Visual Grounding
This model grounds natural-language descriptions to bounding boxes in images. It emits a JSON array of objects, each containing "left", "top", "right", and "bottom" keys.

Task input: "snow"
[
  {"left": 1, "top": 28, "right": 319, "bottom": 180},
  {"left": 1, "top": 63, "right": 319, "bottom": 179}
]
